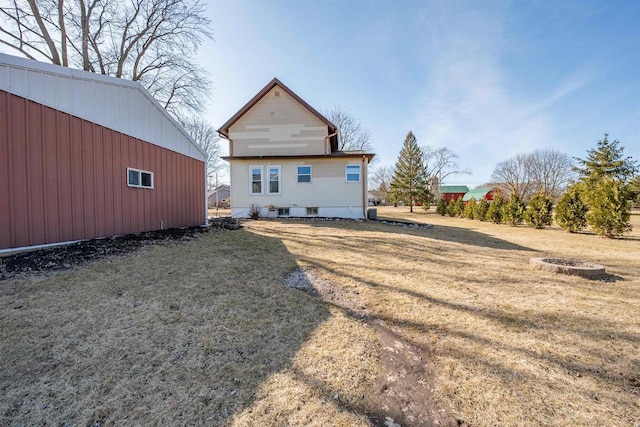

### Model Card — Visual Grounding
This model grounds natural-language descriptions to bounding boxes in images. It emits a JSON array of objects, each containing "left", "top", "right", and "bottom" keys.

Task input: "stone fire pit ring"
[{"left": 530, "top": 258, "right": 606, "bottom": 278}]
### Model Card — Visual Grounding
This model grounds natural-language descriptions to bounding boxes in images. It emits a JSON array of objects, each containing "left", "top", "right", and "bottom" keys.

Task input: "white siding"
[
  {"left": 0, "top": 53, "right": 206, "bottom": 162},
  {"left": 229, "top": 85, "right": 328, "bottom": 157},
  {"left": 230, "top": 157, "right": 368, "bottom": 219}
]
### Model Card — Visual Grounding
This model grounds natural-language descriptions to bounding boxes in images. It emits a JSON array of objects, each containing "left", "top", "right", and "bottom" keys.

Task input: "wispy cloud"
[{"left": 409, "top": 3, "right": 595, "bottom": 183}]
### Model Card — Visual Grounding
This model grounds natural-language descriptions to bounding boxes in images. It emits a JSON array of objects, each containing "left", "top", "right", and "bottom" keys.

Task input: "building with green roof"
[
  {"left": 462, "top": 186, "right": 497, "bottom": 202},
  {"left": 440, "top": 185, "right": 470, "bottom": 203}
]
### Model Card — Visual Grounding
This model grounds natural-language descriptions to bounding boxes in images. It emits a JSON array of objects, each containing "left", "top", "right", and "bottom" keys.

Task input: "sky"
[{"left": 199, "top": 0, "right": 640, "bottom": 186}]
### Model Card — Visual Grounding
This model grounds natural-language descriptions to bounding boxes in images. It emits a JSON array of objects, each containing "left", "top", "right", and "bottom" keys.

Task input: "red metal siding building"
[{"left": 0, "top": 54, "right": 207, "bottom": 252}]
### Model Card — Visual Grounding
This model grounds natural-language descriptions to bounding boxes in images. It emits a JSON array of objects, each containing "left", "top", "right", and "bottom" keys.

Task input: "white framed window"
[
  {"left": 278, "top": 207, "right": 290, "bottom": 216},
  {"left": 306, "top": 207, "right": 318, "bottom": 216},
  {"left": 250, "top": 166, "right": 263, "bottom": 195},
  {"left": 297, "top": 165, "right": 312, "bottom": 183},
  {"left": 127, "top": 168, "right": 154, "bottom": 189},
  {"left": 346, "top": 164, "right": 361, "bottom": 182},
  {"left": 268, "top": 166, "right": 281, "bottom": 194}
]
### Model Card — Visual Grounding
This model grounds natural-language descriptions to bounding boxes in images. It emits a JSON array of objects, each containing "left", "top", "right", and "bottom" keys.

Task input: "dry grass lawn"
[{"left": 1, "top": 208, "right": 639, "bottom": 425}]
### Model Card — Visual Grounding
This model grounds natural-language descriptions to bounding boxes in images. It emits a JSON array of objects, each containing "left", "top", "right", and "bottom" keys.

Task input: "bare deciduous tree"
[
  {"left": 326, "top": 105, "right": 374, "bottom": 154},
  {"left": 0, "top": 0, "right": 212, "bottom": 121},
  {"left": 369, "top": 165, "right": 394, "bottom": 202},
  {"left": 528, "top": 148, "right": 574, "bottom": 199},
  {"left": 491, "top": 153, "right": 534, "bottom": 199},
  {"left": 422, "top": 146, "right": 470, "bottom": 199},
  {"left": 181, "top": 118, "right": 224, "bottom": 190},
  {"left": 491, "top": 149, "right": 574, "bottom": 200}
]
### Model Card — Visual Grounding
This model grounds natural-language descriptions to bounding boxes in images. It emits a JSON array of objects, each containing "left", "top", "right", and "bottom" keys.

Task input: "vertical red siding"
[
  {"left": 0, "top": 90, "right": 11, "bottom": 249},
  {"left": 0, "top": 90, "right": 206, "bottom": 250},
  {"left": 70, "top": 116, "right": 84, "bottom": 240},
  {"left": 56, "top": 111, "right": 73, "bottom": 242},
  {"left": 43, "top": 106, "right": 60, "bottom": 244},
  {"left": 10, "top": 96, "right": 29, "bottom": 247}
]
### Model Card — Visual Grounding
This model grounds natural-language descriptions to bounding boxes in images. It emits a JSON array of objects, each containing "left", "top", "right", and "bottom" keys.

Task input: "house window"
[
  {"left": 278, "top": 207, "right": 290, "bottom": 216},
  {"left": 127, "top": 168, "right": 154, "bottom": 189},
  {"left": 346, "top": 164, "right": 361, "bottom": 182},
  {"left": 297, "top": 165, "right": 312, "bottom": 183},
  {"left": 250, "top": 166, "right": 263, "bottom": 195},
  {"left": 268, "top": 166, "right": 281, "bottom": 194},
  {"left": 306, "top": 207, "right": 318, "bottom": 216}
]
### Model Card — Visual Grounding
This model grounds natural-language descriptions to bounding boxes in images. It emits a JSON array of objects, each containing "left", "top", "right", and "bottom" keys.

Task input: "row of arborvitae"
[
  {"left": 434, "top": 136, "right": 639, "bottom": 237},
  {"left": 436, "top": 192, "right": 554, "bottom": 229}
]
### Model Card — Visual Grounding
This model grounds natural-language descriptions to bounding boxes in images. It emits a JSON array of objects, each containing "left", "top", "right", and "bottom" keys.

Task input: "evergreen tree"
[
  {"left": 503, "top": 194, "right": 527, "bottom": 226},
  {"left": 486, "top": 193, "right": 506, "bottom": 224},
  {"left": 390, "top": 131, "right": 431, "bottom": 212},
  {"left": 574, "top": 134, "right": 637, "bottom": 237},
  {"left": 555, "top": 186, "right": 588, "bottom": 233},
  {"left": 476, "top": 199, "right": 490, "bottom": 222},
  {"left": 629, "top": 176, "right": 640, "bottom": 208},
  {"left": 574, "top": 134, "right": 638, "bottom": 184},
  {"left": 463, "top": 198, "right": 477, "bottom": 219},
  {"left": 436, "top": 198, "right": 447, "bottom": 216},
  {"left": 446, "top": 199, "right": 457, "bottom": 217},
  {"left": 453, "top": 196, "right": 465, "bottom": 218},
  {"left": 524, "top": 192, "right": 553, "bottom": 229},
  {"left": 585, "top": 179, "right": 632, "bottom": 238}
]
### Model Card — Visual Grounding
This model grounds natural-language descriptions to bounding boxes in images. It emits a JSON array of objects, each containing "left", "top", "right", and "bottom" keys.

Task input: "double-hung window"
[
  {"left": 346, "top": 164, "right": 361, "bottom": 182},
  {"left": 250, "top": 166, "right": 263, "bottom": 195},
  {"left": 297, "top": 165, "right": 312, "bottom": 183},
  {"left": 127, "top": 168, "right": 154, "bottom": 189},
  {"left": 268, "top": 166, "right": 281, "bottom": 194}
]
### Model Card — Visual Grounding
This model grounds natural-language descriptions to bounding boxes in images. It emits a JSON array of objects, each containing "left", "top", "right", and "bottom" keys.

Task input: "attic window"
[{"left": 274, "top": 91, "right": 280, "bottom": 97}]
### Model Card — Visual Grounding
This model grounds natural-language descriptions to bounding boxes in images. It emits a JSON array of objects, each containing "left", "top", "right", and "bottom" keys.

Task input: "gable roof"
[
  {"left": 217, "top": 78, "right": 339, "bottom": 152},
  {"left": 440, "top": 185, "right": 469, "bottom": 194},
  {"left": 462, "top": 186, "right": 496, "bottom": 202},
  {"left": 0, "top": 53, "right": 207, "bottom": 162}
]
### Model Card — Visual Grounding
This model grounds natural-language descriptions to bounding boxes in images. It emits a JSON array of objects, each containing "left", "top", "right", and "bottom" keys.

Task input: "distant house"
[
  {"left": 217, "top": 78, "right": 375, "bottom": 219},
  {"left": 440, "top": 185, "right": 470, "bottom": 204},
  {"left": 208, "top": 184, "right": 231, "bottom": 207},
  {"left": 0, "top": 53, "right": 207, "bottom": 252},
  {"left": 462, "top": 186, "right": 497, "bottom": 203}
]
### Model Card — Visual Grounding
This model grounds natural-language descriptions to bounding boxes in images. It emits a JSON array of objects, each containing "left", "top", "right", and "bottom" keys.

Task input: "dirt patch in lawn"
[
  {"left": 284, "top": 266, "right": 464, "bottom": 427},
  {"left": 0, "top": 218, "right": 241, "bottom": 279}
]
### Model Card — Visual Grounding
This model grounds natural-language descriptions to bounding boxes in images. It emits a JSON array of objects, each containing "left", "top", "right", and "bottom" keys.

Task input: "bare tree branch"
[{"left": 326, "top": 105, "right": 375, "bottom": 153}]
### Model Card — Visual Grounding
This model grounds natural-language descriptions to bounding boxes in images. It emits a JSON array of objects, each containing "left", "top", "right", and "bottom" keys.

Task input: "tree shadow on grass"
[
  {"left": 0, "top": 229, "right": 332, "bottom": 426},
  {"left": 300, "top": 219, "right": 534, "bottom": 252}
]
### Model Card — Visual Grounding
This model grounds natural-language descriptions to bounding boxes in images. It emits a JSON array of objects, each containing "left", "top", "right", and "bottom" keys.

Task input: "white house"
[{"left": 217, "top": 78, "right": 375, "bottom": 219}]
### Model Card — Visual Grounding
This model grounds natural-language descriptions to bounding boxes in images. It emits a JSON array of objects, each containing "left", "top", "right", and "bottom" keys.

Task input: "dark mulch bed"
[{"left": 0, "top": 218, "right": 241, "bottom": 280}]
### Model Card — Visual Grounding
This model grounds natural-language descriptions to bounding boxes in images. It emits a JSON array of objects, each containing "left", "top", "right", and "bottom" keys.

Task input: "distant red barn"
[
  {"left": 440, "top": 185, "right": 470, "bottom": 204},
  {"left": 0, "top": 53, "right": 207, "bottom": 252}
]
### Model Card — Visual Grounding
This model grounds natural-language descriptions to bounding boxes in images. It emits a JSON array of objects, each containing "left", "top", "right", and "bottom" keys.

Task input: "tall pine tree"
[
  {"left": 573, "top": 134, "right": 639, "bottom": 237},
  {"left": 390, "top": 131, "right": 430, "bottom": 212}
]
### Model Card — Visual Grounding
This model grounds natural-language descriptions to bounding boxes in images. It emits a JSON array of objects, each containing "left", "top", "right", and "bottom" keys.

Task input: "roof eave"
[{"left": 217, "top": 78, "right": 338, "bottom": 136}]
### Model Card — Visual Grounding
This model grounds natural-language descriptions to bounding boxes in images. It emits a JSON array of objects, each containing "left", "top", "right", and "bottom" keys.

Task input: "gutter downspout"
[
  {"left": 362, "top": 155, "right": 367, "bottom": 219},
  {"left": 324, "top": 129, "right": 338, "bottom": 155}
]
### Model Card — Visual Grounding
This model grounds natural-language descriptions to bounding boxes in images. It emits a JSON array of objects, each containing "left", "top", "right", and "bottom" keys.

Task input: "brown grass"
[{"left": 1, "top": 209, "right": 639, "bottom": 425}]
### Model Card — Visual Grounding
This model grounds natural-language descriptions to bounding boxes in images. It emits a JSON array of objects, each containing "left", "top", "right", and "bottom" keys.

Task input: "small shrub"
[
  {"left": 436, "top": 198, "right": 447, "bottom": 216},
  {"left": 555, "top": 187, "right": 587, "bottom": 233},
  {"left": 503, "top": 194, "right": 526, "bottom": 226},
  {"left": 476, "top": 199, "right": 490, "bottom": 221},
  {"left": 486, "top": 193, "right": 505, "bottom": 224},
  {"left": 463, "top": 198, "right": 477, "bottom": 219},
  {"left": 249, "top": 204, "right": 260, "bottom": 219},
  {"left": 446, "top": 199, "right": 457, "bottom": 217},
  {"left": 453, "top": 196, "right": 465, "bottom": 218},
  {"left": 524, "top": 192, "right": 553, "bottom": 229}
]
